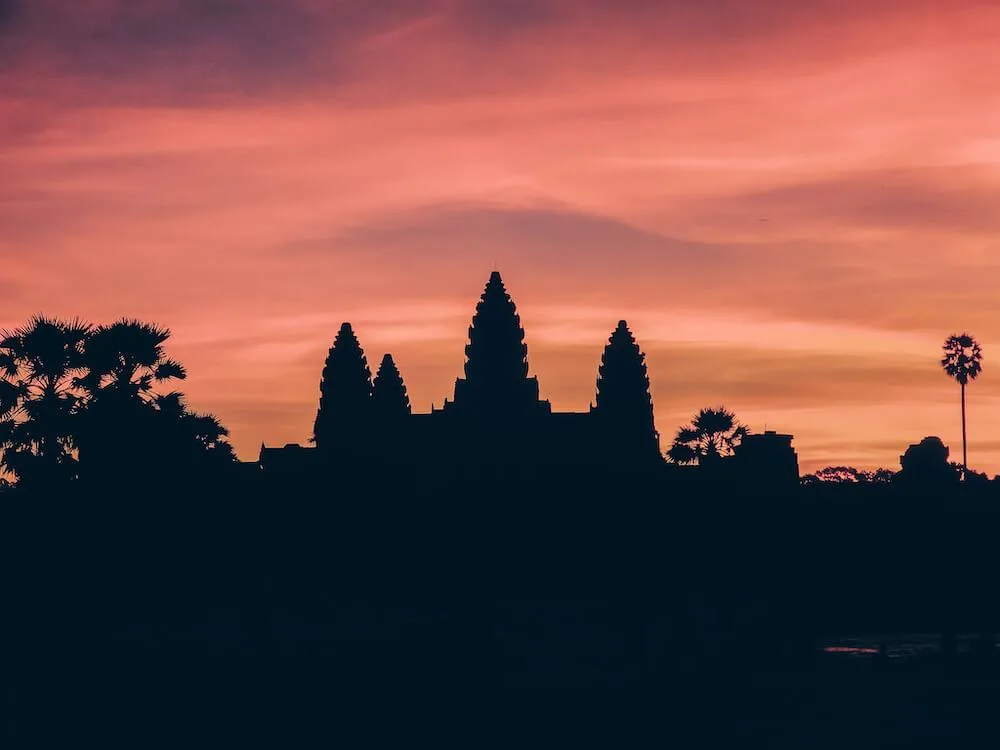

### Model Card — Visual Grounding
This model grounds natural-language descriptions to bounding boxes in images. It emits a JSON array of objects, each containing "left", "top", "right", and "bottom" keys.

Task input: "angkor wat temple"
[{"left": 259, "top": 271, "right": 799, "bottom": 484}]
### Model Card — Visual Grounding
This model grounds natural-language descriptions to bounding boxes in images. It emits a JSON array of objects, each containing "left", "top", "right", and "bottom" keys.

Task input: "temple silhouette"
[
  {"left": 260, "top": 271, "right": 660, "bottom": 475},
  {"left": 259, "top": 271, "right": 799, "bottom": 483}
]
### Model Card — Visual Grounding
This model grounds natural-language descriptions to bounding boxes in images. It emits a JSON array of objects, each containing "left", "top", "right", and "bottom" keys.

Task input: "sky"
[{"left": 3, "top": 0, "right": 1000, "bottom": 473}]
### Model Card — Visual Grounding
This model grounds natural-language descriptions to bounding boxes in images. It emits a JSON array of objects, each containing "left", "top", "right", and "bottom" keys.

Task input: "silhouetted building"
[
  {"left": 731, "top": 431, "right": 800, "bottom": 487},
  {"left": 259, "top": 443, "right": 322, "bottom": 474},
  {"left": 371, "top": 354, "right": 411, "bottom": 419},
  {"left": 897, "top": 436, "right": 958, "bottom": 487},
  {"left": 593, "top": 320, "right": 661, "bottom": 463},
  {"left": 260, "top": 272, "right": 663, "bottom": 476},
  {"left": 312, "top": 322, "right": 372, "bottom": 450},
  {"left": 440, "top": 271, "right": 549, "bottom": 417}
]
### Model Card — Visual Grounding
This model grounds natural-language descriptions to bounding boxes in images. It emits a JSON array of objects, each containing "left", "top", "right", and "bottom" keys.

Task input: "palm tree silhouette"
[
  {"left": 75, "top": 319, "right": 191, "bottom": 476},
  {"left": 77, "top": 319, "right": 187, "bottom": 403},
  {"left": 666, "top": 407, "right": 748, "bottom": 466},
  {"left": 941, "top": 333, "right": 983, "bottom": 481},
  {"left": 0, "top": 314, "right": 233, "bottom": 485},
  {"left": 0, "top": 315, "right": 91, "bottom": 486}
]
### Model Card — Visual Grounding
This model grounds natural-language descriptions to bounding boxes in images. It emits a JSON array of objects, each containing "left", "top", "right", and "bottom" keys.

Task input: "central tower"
[{"left": 444, "top": 271, "right": 550, "bottom": 417}]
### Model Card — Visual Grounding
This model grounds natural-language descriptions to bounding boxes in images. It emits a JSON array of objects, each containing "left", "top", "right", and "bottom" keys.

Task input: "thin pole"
[{"left": 961, "top": 380, "right": 968, "bottom": 481}]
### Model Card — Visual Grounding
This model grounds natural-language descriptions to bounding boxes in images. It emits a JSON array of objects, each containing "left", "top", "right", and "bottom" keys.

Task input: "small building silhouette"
[
  {"left": 900, "top": 436, "right": 949, "bottom": 470},
  {"left": 730, "top": 430, "right": 800, "bottom": 487},
  {"left": 897, "top": 436, "right": 957, "bottom": 487},
  {"left": 259, "top": 443, "right": 321, "bottom": 474}
]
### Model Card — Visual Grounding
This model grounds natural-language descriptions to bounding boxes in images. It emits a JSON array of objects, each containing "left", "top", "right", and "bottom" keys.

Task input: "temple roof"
[{"left": 447, "top": 270, "right": 547, "bottom": 415}]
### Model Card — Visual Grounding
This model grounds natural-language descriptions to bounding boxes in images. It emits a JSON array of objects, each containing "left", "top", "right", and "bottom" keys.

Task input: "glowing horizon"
[{"left": 3, "top": 0, "right": 1000, "bottom": 474}]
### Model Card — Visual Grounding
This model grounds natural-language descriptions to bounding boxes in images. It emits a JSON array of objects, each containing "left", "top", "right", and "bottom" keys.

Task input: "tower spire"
[
  {"left": 372, "top": 353, "right": 411, "bottom": 418},
  {"left": 593, "top": 320, "right": 660, "bottom": 460},
  {"left": 447, "top": 271, "right": 548, "bottom": 416},
  {"left": 312, "top": 322, "right": 372, "bottom": 448}
]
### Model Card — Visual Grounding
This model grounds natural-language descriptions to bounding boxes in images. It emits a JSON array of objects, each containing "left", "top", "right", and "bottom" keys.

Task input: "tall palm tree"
[
  {"left": 941, "top": 333, "right": 983, "bottom": 481},
  {"left": 0, "top": 315, "right": 91, "bottom": 485},
  {"left": 666, "top": 407, "right": 748, "bottom": 466}
]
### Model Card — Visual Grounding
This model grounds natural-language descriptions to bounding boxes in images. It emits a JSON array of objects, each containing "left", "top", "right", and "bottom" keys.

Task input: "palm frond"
[
  {"left": 666, "top": 443, "right": 698, "bottom": 465},
  {"left": 154, "top": 359, "right": 187, "bottom": 381},
  {"left": 154, "top": 391, "right": 187, "bottom": 419},
  {"left": 675, "top": 427, "right": 700, "bottom": 444},
  {"left": 0, "top": 379, "right": 22, "bottom": 416},
  {"left": 0, "top": 351, "right": 20, "bottom": 377},
  {"left": 187, "top": 412, "right": 230, "bottom": 441},
  {"left": 694, "top": 406, "right": 736, "bottom": 436}
]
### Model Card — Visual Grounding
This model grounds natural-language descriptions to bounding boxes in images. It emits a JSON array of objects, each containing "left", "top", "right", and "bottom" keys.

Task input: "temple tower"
[
  {"left": 372, "top": 353, "right": 411, "bottom": 419},
  {"left": 592, "top": 320, "right": 660, "bottom": 461},
  {"left": 445, "top": 271, "right": 550, "bottom": 416},
  {"left": 312, "top": 322, "right": 372, "bottom": 449}
]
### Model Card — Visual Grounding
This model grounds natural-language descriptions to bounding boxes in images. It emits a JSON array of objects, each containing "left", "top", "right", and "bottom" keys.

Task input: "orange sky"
[{"left": 3, "top": 0, "right": 1000, "bottom": 473}]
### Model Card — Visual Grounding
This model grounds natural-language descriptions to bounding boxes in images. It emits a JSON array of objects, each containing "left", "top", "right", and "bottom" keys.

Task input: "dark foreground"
[
  {"left": 13, "top": 629, "right": 1000, "bottom": 747},
  {"left": 6, "top": 470, "right": 1000, "bottom": 744}
]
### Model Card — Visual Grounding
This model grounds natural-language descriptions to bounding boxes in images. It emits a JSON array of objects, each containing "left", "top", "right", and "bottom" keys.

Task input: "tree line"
[
  {"left": 666, "top": 332, "right": 989, "bottom": 484},
  {"left": 0, "top": 315, "right": 235, "bottom": 491}
]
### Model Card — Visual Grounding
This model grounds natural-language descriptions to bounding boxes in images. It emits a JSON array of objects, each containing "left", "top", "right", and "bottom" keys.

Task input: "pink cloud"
[{"left": 2, "top": 0, "right": 1000, "bottom": 472}]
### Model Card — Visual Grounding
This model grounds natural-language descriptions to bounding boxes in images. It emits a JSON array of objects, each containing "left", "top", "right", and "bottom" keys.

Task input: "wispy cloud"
[{"left": 3, "top": 0, "right": 1000, "bottom": 471}]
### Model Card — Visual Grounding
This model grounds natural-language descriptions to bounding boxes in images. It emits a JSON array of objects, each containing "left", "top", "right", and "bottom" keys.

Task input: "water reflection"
[{"left": 822, "top": 634, "right": 996, "bottom": 660}]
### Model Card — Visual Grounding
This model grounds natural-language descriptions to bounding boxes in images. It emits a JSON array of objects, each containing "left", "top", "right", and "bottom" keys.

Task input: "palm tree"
[
  {"left": 77, "top": 319, "right": 187, "bottom": 403},
  {"left": 666, "top": 407, "right": 748, "bottom": 466},
  {"left": 75, "top": 319, "right": 230, "bottom": 479},
  {"left": 941, "top": 333, "right": 983, "bottom": 481},
  {"left": 0, "top": 314, "right": 232, "bottom": 486},
  {"left": 0, "top": 315, "right": 91, "bottom": 486},
  {"left": 76, "top": 319, "right": 186, "bottom": 461}
]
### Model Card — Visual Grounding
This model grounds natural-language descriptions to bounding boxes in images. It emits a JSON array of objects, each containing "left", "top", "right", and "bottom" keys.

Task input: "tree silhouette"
[
  {"left": 801, "top": 466, "right": 895, "bottom": 484},
  {"left": 0, "top": 315, "right": 90, "bottom": 487},
  {"left": 313, "top": 322, "right": 372, "bottom": 448},
  {"left": 77, "top": 319, "right": 186, "bottom": 404},
  {"left": 0, "top": 315, "right": 234, "bottom": 486},
  {"left": 372, "top": 354, "right": 411, "bottom": 418},
  {"left": 152, "top": 391, "right": 236, "bottom": 467},
  {"left": 74, "top": 319, "right": 191, "bottom": 477},
  {"left": 941, "top": 333, "right": 983, "bottom": 481},
  {"left": 666, "top": 407, "right": 747, "bottom": 466}
]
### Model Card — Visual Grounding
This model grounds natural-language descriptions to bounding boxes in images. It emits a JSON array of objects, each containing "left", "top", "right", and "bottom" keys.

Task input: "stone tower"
[
  {"left": 445, "top": 271, "right": 550, "bottom": 416},
  {"left": 592, "top": 320, "right": 660, "bottom": 461},
  {"left": 372, "top": 353, "right": 411, "bottom": 418},
  {"left": 312, "top": 322, "right": 372, "bottom": 449}
]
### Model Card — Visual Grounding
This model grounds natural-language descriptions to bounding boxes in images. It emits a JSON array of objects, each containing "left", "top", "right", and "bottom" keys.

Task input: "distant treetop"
[
  {"left": 941, "top": 333, "right": 983, "bottom": 385},
  {"left": 667, "top": 406, "right": 747, "bottom": 466}
]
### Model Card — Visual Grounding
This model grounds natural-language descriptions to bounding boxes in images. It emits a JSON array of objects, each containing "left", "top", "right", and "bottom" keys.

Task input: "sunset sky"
[{"left": 3, "top": 0, "right": 1000, "bottom": 473}]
